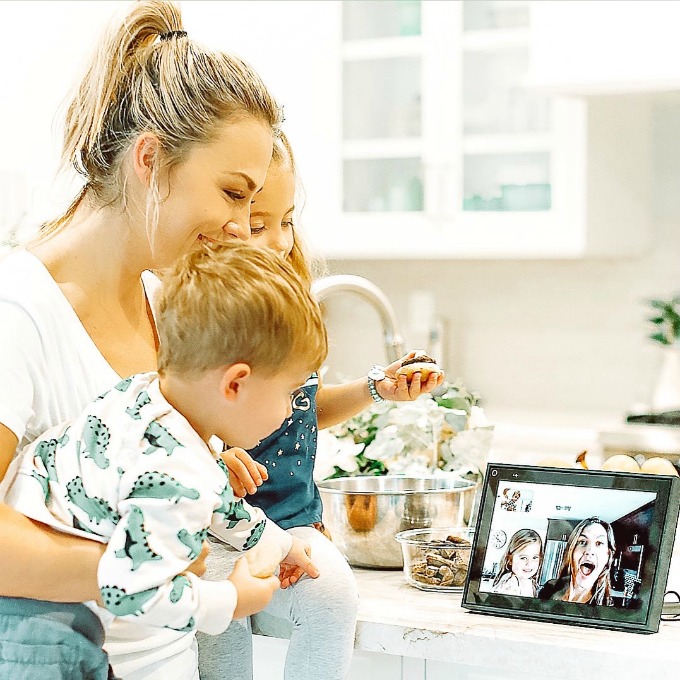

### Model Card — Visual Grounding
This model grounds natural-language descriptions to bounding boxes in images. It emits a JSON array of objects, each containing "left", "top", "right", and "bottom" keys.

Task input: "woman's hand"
[
  {"left": 220, "top": 447, "right": 268, "bottom": 497},
  {"left": 377, "top": 351, "right": 445, "bottom": 402},
  {"left": 279, "top": 536, "right": 319, "bottom": 589}
]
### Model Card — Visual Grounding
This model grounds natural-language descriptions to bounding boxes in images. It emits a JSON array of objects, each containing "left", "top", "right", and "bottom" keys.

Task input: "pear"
[
  {"left": 640, "top": 457, "right": 679, "bottom": 476},
  {"left": 601, "top": 454, "right": 641, "bottom": 473}
]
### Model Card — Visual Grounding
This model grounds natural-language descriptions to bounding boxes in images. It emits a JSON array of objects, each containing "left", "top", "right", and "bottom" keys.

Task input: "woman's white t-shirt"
[
  {"left": 0, "top": 249, "right": 122, "bottom": 451},
  {"left": 0, "top": 248, "right": 192, "bottom": 678}
]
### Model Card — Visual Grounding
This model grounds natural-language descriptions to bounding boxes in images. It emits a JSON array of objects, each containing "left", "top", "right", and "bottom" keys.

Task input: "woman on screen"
[
  {"left": 492, "top": 529, "right": 543, "bottom": 597},
  {"left": 539, "top": 517, "right": 616, "bottom": 606}
]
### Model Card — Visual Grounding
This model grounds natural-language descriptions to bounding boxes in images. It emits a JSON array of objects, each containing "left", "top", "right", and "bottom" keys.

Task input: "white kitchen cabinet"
[
  {"left": 252, "top": 636, "right": 405, "bottom": 680},
  {"left": 177, "top": 1, "right": 652, "bottom": 261},
  {"left": 310, "top": 0, "right": 652, "bottom": 260},
  {"left": 526, "top": 0, "right": 680, "bottom": 95}
]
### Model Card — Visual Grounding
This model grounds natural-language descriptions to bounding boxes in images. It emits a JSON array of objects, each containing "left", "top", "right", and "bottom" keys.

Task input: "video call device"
[{"left": 462, "top": 463, "right": 680, "bottom": 633}]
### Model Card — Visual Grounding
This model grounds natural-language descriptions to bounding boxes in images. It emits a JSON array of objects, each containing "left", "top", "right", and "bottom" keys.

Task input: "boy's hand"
[
  {"left": 221, "top": 447, "right": 268, "bottom": 497},
  {"left": 228, "top": 557, "right": 280, "bottom": 619},
  {"left": 378, "top": 351, "right": 445, "bottom": 402},
  {"left": 279, "top": 536, "right": 320, "bottom": 589}
]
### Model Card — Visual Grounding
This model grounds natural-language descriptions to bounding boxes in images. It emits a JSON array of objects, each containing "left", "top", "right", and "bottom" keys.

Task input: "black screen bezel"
[{"left": 462, "top": 464, "right": 680, "bottom": 634}]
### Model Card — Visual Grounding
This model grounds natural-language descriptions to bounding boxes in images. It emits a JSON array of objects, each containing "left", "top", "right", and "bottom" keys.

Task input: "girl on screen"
[
  {"left": 492, "top": 529, "right": 543, "bottom": 597},
  {"left": 539, "top": 517, "right": 616, "bottom": 606}
]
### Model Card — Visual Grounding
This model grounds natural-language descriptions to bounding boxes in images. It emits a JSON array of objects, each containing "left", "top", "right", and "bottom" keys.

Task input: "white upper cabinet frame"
[{"left": 310, "top": 0, "right": 651, "bottom": 260}]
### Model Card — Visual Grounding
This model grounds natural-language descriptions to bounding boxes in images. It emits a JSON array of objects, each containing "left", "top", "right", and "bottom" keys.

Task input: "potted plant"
[
  {"left": 648, "top": 295, "right": 680, "bottom": 411},
  {"left": 315, "top": 380, "right": 493, "bottom": 483}
]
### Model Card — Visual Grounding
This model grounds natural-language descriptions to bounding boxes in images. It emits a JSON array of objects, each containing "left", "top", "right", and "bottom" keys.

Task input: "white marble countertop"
[
  {"left": 353, "top": 567, "right": 680, "bottom": 679},
  {"left": 345, "top": 413, "right": 680, "bottom": 677}
]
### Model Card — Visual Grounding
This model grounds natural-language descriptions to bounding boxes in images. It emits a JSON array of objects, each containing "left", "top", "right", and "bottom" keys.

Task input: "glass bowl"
[{"left": 395, "top": 526, "right": 474, "bottom": 592}]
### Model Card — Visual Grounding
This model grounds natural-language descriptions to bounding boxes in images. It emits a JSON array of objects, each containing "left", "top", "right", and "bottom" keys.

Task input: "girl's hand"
[
  {"left": 228, "top": 557, "right": 280, "bottom": 619},
  {"left": 220, "top": 447, "right": 268, "bottom": 497},
  {"left": 279, "top": 536, "right": 319, "bottom": 589},
  {"left": 377, "top": 351, "right": 445, "bottom": 402}
]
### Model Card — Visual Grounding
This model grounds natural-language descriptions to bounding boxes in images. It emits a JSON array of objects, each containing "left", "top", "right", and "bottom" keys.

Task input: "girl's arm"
[
  {"left": 315, "top": 377, "right": 378, "bottom": 430},
  {"left": 316, "top": 353, "right": 444, "bottom": 430}
]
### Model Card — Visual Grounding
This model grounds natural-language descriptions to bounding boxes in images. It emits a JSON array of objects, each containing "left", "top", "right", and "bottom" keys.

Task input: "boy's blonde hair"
[
  {"left": 271, "top": 132, "right": 326, "bottom": 287},
  {"left": 42, "top": 0, "right": 280, "bottom": 238},
  {"left": 156, "top": 242, "right": 327, "bottom": 377}
]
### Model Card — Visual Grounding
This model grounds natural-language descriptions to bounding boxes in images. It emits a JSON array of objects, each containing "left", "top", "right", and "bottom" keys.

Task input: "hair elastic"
[{"left": 160, "top": 30, "right": 188, "bottom": 42}]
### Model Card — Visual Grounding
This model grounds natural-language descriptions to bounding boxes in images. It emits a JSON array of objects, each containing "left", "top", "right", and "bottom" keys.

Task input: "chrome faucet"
[{"left": 311, "top": 274, "right": 406, "bottom": 364}]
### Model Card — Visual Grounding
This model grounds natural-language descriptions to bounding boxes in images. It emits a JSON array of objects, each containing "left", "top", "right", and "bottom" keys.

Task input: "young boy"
[{"left": 1, "top": 242, "right": 327, "bottom": 678}]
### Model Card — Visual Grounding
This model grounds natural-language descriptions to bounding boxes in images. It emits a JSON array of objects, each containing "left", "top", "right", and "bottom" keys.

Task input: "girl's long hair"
[
  {"left": 270, "top": 131, "right": 326, "bottom": 289},
  {"left": 493, "top": 528, "right": 543, "bottom": 589}
]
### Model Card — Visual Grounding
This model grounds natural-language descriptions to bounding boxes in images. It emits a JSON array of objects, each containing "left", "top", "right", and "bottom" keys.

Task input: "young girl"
[
  {"left": 492, "top": 529, "right": 543, "bottom": 597},
  {"left": 198, "top": 132, "right": 445, "bottom": 680},
  {"left": 0, "top": 1, "right": 286, "bottom": 677}
]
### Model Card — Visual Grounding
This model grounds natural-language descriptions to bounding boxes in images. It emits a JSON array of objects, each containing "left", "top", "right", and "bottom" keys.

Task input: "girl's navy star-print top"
[{"left": 247, "top": 374, "right": 321, "bottom": 529}]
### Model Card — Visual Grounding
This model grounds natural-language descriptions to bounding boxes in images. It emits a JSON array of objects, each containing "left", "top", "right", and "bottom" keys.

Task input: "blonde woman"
[
  {"left": 538, "top": 517, "right": 616, "bottom": 605},
  {"left": 0, "top": 1, "right": 285, "bottom": 677}
]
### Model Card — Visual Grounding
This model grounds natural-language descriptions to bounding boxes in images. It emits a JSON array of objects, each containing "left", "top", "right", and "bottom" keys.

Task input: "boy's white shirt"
[{"left": 4, "top": 371, "right": 292, "bottom": 635}]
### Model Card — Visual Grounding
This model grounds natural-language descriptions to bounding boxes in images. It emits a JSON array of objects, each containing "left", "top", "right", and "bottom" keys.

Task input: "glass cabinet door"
[
  {"left": 343, "top": 0, "right": 421, "bottom": 40},
  {"left": 461, "top": 0, "right": 553, "bottom": 213},
  {"left": 341, "top": 1, "right": 424, "bottom": 214}
]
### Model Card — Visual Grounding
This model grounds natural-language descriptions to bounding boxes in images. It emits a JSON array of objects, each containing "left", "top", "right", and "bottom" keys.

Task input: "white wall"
[{"left": 0, "top": 1, "right": 126, "bottom": 238}]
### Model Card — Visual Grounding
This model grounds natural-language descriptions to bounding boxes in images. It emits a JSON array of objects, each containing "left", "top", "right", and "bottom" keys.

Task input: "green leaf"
[
  {"left": 650, "top": 332, "right": 671, "bottom": 345},
  {"left": 325, "top": 466, "right": 350, "bottom": 480},
  {"left": 436, "top": 396, "right": 472, "bottom": 414}
]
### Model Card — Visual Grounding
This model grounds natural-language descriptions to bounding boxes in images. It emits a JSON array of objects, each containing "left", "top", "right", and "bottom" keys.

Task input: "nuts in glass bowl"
[{"left": 395, "top": 527, "right": 473, "bottom": 591}]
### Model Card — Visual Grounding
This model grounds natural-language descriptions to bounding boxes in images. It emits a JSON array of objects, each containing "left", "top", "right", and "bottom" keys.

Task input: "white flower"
[
  {"left": 467, "top": 405, "right": 491, "bottom": 430},
  {"left": 320, "top": 381, "right": 493, "bottom": 483},
  {"left": 313, "top": 430, "right": 363, "bottom": 481},
  {"left": 364, "top": 427, "right": 405, "bottom": 462}
]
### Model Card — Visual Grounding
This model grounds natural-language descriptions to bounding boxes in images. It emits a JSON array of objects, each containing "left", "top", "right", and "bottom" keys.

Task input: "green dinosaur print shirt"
[{"left": 4, "top": 372, "right": 291, "bottom": 635}]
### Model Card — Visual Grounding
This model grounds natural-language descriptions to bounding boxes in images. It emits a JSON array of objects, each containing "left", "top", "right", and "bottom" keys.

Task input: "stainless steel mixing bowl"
[{"left": 318, "top": 475, "right": 478, "bottom": 569}]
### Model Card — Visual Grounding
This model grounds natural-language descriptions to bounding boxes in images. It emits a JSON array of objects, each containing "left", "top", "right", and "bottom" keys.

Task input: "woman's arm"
[
  {"left": 0, "top": 424, "right": 211, "bottom": 601},
  {"left": 316, "top": 353, "right": 444, "bottom": 430},
  {"left": 0, "top": 503, "right": 105, "bottom": 602},
  {"left": 0, "top": 422, "right": 105, "bottom": 601}
]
